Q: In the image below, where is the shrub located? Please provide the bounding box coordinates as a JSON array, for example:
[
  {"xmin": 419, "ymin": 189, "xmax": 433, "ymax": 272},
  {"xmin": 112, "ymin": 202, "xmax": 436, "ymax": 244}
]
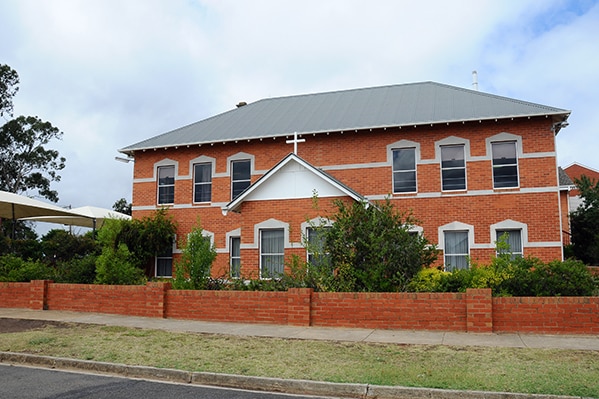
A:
[
  {"xmin": 324, "ymin": 198, "xmax": 438, "ymax": 292},
  {"xmin": 0, "ymin": 254, "xmax": 52, "ymax": 282},
  {"xmin": 172, "ymin": 221, "xmax": 217, "ymax": 290},
  {"xmin": 53, "ymin": 255, "xmax": 97, "ymax": 284},
  {"xmin": 95, "ymin": 243, "xmax": 145, "ymax": 285},
  {"xmin": 529, "ymin": 259, "xmax": 597, "ymax": 296},
  {"xmin": 407, "ymin": 268, "xmax": 449, "ymax": 292}
]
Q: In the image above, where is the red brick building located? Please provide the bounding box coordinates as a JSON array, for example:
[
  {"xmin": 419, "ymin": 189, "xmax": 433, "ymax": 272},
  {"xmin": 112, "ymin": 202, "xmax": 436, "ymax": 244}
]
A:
[
  {"xmin": 119, "ymin": 82, "xmax": 571, "ymax": 278},
  {"xmin": 564, "ymin": 162, "xmax": 599, "ymax": 212}
]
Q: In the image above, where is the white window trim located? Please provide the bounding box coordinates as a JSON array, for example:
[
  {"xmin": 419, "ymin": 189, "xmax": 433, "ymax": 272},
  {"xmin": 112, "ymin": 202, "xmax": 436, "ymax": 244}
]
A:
[
  {"xmin": 490, "ymin": 219, "xmax": 528, "ymax": 255},
  {"xmin": 155, "ymin": 159, "xmax": 178, "ymax": 205},
  {"xmin": 229, "ymin": 236, "xmax": 241, "ymax": 279},
  {"xmin": 190, "ymin": 155, "xmax": 215, "ymax": 204},
  {"xmin": 438, "ymin": 221, "xmax": 474, "ymax": 269},
  {"xmin": 387, "ymin": 140, "xmax": 420, "ymax": 194},
  {"xmin": 490, "ymin": 140, "xmax": 520, "ymax": 190},
  {"xmin": 435, "ymin": 137, "xmax": 470, "ymax": 192}
]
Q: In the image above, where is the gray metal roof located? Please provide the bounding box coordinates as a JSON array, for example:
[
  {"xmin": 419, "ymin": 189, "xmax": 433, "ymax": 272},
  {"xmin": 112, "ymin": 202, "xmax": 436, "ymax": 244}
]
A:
[{"xmin": 120, "ymin": 81, "xmax": 571, "ymax": 154}]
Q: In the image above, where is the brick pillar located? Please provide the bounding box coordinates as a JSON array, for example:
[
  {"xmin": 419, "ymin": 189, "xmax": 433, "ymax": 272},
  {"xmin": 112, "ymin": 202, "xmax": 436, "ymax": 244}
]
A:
[
  {"xmin": 145, "ymin": 281, "xmax": 171, "ymax": 318},
  {"xmin": 466, "ymin": 288, "xmax": 493, "ymax": 333},
  {"xmin": 30, "ymin": 280, "xmax": 51, "ymax": 310},
  {"xmin": 287, "ymin": 288, "xmax": 312, "ymax": 326}
]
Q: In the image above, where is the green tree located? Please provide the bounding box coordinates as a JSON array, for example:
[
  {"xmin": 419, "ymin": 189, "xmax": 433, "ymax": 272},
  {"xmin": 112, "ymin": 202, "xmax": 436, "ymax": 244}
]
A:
[
  {"xmin": 94, "ymin": 218, "xmax": 145, "ymax": 285},
  {"xmin": 113, "ymin": 198, "xmax": 132, "ymax": 216},
  {"xmin": 173, "ymin": 220, "xmax": 217, "ymax": 290},
  {"xmin": 324, "ymin": 198, "xmax": 438, "ymax": 292},
  {"xmin": 0, "ymin": 64, "xmax": 19, "ymax": 118},
  {"xmin": 115, "ymin": 208, "xmax": 177, "ymax": 269},
  {"xmin": 0, "ymin": 115, "xmax": 66, "ymax": 202},
  {"xmin": 570, "ymin": 175, "xmax": 599, "ymax": 265}
]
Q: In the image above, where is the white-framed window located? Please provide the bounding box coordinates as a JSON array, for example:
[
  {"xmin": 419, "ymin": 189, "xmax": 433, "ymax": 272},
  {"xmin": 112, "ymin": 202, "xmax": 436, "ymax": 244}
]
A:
[
  {"xmin": 444, "ymin": 230, "xmax": 469, "ymax": 271},
  {"xmin": 231, "ymin": 159, "xmax": 251, "ymax": 200},
  {"xmin": 260, "ymin": 229, "xmax": 284, "ymax": 278},
  {"xmin": 306, "ymin": 226, "xmax": 331, "ymax": 266},
  {"xmin": 156, "ymin": 246, "xmax": 173, "ymax": 278},
  {"xmin": 230, "ymin": 236, "xmax": 241, "ymax": 278},
  {"xmin": 193, "ymin": 162, "xmax": 212, "ymax": 203},
  {"xmin": 157, "ymin": 165, "xmax": 175, "ymax": 204},
  {"xmin": 441, "ymin": 145, "xmax": 466, "ymax": 191},
  {"xmin": 496, "ymin": 229, "xmax": 523, "ymax": 259},
  {"xmin": 392, "ymin": 147, "xmax": 417, "ymax": 193},
  {"xmin": 492, "ymin": 141, "xmax": 519, "ymax": 188}
]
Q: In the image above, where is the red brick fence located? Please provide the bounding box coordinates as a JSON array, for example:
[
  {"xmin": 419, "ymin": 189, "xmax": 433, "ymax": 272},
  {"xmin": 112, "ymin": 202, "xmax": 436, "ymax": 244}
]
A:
[{"xmin": 1, "ymin": 281, "xmax": 598, "ymax": 335}]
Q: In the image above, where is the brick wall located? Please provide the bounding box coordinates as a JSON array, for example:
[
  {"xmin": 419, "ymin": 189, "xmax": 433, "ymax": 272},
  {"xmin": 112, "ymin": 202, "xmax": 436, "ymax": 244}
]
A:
[
  {"xmin": 4, "ymin": 281, "xmax": 599, "ymax": 335},
  {"xmin": 0, "ymin": 282, "xmax": 30, "ymax": 308}
]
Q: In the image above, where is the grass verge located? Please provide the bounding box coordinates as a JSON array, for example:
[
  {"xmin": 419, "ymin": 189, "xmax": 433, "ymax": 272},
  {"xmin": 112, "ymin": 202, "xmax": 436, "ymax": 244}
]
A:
[{"xmin": 1, "ymin": 323, "xmax": 598, "ymax": 397}]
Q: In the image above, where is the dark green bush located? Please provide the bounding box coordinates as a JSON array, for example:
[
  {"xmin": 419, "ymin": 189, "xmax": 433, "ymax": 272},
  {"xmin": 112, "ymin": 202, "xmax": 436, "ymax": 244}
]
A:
[
  {"xmin": 0, "ymin": 254, "xmax": 52, "ymax": 282},
  {"xmin": 408, "ymin": 256, "xmax": 597, "ymax": 297},
  {"xmin": 529, "ymin": 259, "xmax": 597, "ymax": 296},
  {"xmin": 53, "ymin": 255, "xmax": 97, "ymax": 284}
]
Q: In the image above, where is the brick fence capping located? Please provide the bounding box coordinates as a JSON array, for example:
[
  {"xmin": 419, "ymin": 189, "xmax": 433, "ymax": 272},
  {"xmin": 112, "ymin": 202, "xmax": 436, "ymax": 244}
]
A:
[{"xmin": 1, "ymin": 281, "xmax": 598, "ymax": 335}]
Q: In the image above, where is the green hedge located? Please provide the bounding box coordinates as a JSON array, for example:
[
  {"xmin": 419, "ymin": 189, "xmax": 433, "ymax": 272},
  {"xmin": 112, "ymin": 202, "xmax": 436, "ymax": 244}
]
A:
[{"xmin": 408, "ymin": 257, "xmax": 598, "ymax": 296}]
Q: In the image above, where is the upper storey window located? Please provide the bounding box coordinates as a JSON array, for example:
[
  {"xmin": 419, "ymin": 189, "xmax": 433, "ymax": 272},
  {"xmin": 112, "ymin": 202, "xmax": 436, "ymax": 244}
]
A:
[
  {"xmin": 492, "ymin": 141, "xmax": 519, "ymax": 188},
  {"xmin": 231, "ymin": 159, "xmax": 251, "ymax": 200},
  {"xmin": 441, "ymin": 145, "xmax": 466, "ymax": 191},
  {"xmin": 193, "ymin": 162, "xmax": 212, "ymax": 203},
  {"xmin": 157, "ymin": 165, "xmax": 175, "ymax": 204},
  {"xmin": 392, "ymin": 148, "xmax": 417, "ymax": 193}
]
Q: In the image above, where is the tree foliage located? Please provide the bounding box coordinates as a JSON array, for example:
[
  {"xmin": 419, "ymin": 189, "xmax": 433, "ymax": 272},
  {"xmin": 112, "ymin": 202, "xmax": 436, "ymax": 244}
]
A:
[
  {"xmin": 322, "ymin": 199, "xmax": 438, "ymax": 292},
  {"xmin": 112, "ymin": 198, "xmax": 132, "ymax": 216},
  {"xmin": 570, "ymin": 175, "xmax": 599, "ymax": 265},
  {"xmin": 115, "ymin": 208, "xmax": 177, "ymax": 267},
  {"xmin": 0, "ymin": 64, "xmax": 66, "ymax": 202},
  {"xmin": 0, "ymin": 64, "xmax": 19, "ymax": 118}
]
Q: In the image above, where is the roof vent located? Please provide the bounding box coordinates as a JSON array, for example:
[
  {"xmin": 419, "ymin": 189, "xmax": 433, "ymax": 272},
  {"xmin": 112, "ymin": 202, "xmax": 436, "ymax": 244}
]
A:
[{"xmin": 236, "ymin": 101, "xmax": 247, "ymax": 108}]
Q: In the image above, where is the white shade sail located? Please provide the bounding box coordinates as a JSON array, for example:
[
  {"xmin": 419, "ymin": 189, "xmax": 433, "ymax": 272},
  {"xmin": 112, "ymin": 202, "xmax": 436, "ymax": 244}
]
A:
[
  {"xmin": 21, "ymin": 205, "xmax": 131, "ymax": 229},
  {"xmin": 0, "ymin": 190, "xmax": 80, "ymax": 220}
]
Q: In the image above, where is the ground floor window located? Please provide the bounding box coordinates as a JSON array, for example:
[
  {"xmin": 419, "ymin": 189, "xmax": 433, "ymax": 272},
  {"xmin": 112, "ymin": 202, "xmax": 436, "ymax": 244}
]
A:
[
  {"xmin": 156, "ymin": 247, "xmax": 173, "ymax": 278},
  {"xmin": 306, "ymin": 227, "xmax": 331, "ymax": 267},
  {"xmin": 496, "ymin": 229, "xmax": 523, "ymax": 259},
  {"xmin": 444, "ymin": 230, "xmax": 469, "ymax": 271},
  {"xmin": 260, "ymin": 229, "xmax": 284, "ymax": 278},
  {"xmin": 230, "ymin": 236, "xmax": 241, "ymax": 278}
]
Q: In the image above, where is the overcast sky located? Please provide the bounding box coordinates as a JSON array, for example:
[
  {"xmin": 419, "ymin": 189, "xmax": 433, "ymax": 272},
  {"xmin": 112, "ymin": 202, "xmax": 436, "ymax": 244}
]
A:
[{"xmin": 1, "ymin": 0, "xmax": 598, "ymax": 234}]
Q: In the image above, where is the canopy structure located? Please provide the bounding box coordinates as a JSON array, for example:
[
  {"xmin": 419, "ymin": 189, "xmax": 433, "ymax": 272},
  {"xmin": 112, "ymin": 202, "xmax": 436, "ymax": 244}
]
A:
[
  {"xmin": 0, "ymin": 190, "xmax": 84, "ymax": 239},
  {"xmin": 21, "ymin": 205, "xmax": 131, "ymax": 229},
  {"xmin": 0, "ymin": 190, "xmax": 81, "ymax": 220}
]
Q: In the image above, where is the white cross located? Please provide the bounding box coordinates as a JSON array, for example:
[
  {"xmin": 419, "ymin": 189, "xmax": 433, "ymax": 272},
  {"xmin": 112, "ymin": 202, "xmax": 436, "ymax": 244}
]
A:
[{"xmin": 286, "ymin": 131, "xmax": 306, "ymax": 155}]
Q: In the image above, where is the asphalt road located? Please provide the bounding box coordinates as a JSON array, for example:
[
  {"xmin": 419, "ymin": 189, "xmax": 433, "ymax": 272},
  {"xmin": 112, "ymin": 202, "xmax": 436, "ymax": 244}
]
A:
[{"xmin": 0, "ymin": 364, "xmax": 338, "ymax": 399}]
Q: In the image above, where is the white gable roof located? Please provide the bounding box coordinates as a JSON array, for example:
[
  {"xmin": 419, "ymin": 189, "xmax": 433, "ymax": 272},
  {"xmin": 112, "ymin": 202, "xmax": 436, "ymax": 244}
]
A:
[{"xmin": 222, "ymin": 153, "xmax": 365, "ymax": 215}]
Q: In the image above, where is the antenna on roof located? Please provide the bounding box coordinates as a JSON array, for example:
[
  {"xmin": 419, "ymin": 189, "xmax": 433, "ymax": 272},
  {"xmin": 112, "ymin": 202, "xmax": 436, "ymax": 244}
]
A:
[{"xmin": 472, "ymin": 70, "xmax": 479, "ymax": 91}]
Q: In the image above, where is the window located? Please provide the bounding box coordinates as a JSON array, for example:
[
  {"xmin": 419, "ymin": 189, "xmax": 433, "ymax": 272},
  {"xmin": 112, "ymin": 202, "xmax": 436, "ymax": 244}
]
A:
[
  {"xmin": 306, "ymin": 227, "xmax": 331, "ymax": 267},
  {"xmin": 230, "ymin": 237, "xmax": 241, "ymax": 278},
  {"xmin": 441, "ymin": 145, "xmax": 466, "ymax": 191},
  {"xmin": 156, "ymin": 245, "xmax": 173, "ymax": 278},
  {"xmin": 444, "ymin": 231, "xmax": 469, "ymax": 271},
  {"xmin": 157, "ymin": 165, "xmax": 175, "ymax": 204},
  {"xmin": 492, "ymin": 142, "xmax": 518, "ymax": 188},
  {"xmin": 193, "ymin": 163, "xmax": 212, "ymax": 203},
  {"xmin": 392, "ymin": 148, "xmax": 417, "ymax": 193},
  {"xmin": 260, "ymin": 229, "xmax": 284, "ymax": 278},
  {"xmin": 496, "ymin": 229, "xmax": 522, "ymax": 259},
  {"xmin": 231, "ymin": 159, "xmax": 251, "ymax": 200}
]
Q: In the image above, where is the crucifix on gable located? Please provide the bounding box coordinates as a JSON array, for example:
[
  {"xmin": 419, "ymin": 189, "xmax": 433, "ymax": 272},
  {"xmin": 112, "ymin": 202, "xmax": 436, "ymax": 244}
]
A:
[{"xmin": 286, "ymin": 131, "xmax": 306, "ymax": 155}]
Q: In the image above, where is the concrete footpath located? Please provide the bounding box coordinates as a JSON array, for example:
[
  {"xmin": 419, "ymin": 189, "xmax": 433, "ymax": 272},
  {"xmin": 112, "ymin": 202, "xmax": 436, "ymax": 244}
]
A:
[{"xmin": 1, "ymin": 308, "xmax": 598, "ymax": 399}]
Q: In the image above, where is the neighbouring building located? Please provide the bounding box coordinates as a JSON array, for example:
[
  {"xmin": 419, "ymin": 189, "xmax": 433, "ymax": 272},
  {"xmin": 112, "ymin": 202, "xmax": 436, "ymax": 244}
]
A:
[
  {"xmin": 119, "ymin": 81, "xmax": 571, "ymax": 279},
  {"xmin": 564, "ymin": 162, "xmax": 599, "ymax": 212}
]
